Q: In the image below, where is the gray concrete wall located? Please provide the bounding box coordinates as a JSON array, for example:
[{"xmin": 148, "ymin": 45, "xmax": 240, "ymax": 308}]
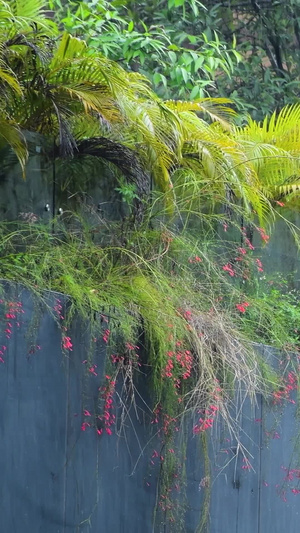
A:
[
  {"xmin": 0, "ymin": 284, "xmax": 300, "ymax": 532},
  {"xmin": 0, "ymin": 138, "xmax": 126, "ymax": 225},
  {"xmin": 255, "ymin": 211, "xmax": 300, "ymax": 286}
]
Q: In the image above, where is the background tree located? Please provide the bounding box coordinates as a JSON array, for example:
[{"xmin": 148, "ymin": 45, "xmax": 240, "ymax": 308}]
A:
[
  {"xmin": 49, "ymin": 0, "xmax": 241, "ymax": 100},
  {"xmin": 50, "ymin": 0, "xmax": 300, "ymax": 119}
]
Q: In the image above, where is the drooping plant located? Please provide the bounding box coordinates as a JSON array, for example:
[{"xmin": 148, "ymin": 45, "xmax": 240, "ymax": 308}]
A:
[{"xmin": 1, "ymin": 2, "xmax": 300, "ymax": 530}]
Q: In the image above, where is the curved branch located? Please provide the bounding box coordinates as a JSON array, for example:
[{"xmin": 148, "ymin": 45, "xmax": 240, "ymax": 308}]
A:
[{"xmin": 54, "ymin": 136, "xmax": 151, "ymax": 222}]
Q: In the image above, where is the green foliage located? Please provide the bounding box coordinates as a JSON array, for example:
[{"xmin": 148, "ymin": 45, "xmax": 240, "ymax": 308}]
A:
[
  {"xmin": 1, "ymin": 2, "xmax": 300, "ymax": 528},
  {"xmin": 240, "ymin": 274, "xmax": 300, "ymax": 350},
  {"xmin": 115, "ymin": 179, "xmax": 139, "ymax": 205},
  {"xmin": 0, "ymin": 0, "xmax": 57, "ymax": 32},
  {"xmin": 49, "ymin": 0, "xmax": 300, "ymax": 117},
  {"xmin": 3, "ymin": 1, "xmax": 300, "ymax": 223},
  {"xmin": 0, "ymin": 215, "xmax": 270, "ymax": 396},
  {"xmin": 213, "ymin": 0, "xmax": 300, "ymax": 119},
  {"xmin": 49, "ymin": 0, "xmax": 240, "ymax": 100}
]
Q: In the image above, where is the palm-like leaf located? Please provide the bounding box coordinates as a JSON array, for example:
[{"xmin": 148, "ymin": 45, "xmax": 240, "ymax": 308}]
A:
[
  {"xmin": 235, "ymin": 104, "xmax": 300, "ymax": 205},
  {"xmin": 169, "ymin": 109, "xmax": 271, "ymax": 223},
  {"xmin": 0, "ymin": 0, "xmax": 298, "ymax": 225},
  {"xmin": 0, "ymin": 115, "xmax": 27, "ymax": 173},
  {"xmin": 0, "ymin": 0, "xmax": 56, "ymax": 33},
  {"xmin": 164, "ymin": 98, "xmax": 236, "ymax": 130}
]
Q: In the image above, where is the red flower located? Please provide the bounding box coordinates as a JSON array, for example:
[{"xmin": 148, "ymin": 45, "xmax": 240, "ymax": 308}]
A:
[
  {"xmin": 89, "ymin": 365, "xmax": 98, "ymax": 376},
  {"xmin": 236, "ymin": 301, "xmax": 250, "ymax": 313},
  {"xmin": 245, "ymin": 237, "xmax": 255, "ymax": 250},
  {"xmin": 188, "ymin": 255, "xmax": 202, "ymax": 264},
  {"xmin": 222, "ymin": 263, "xmax": 235, "ymax": 276},
  {"xmin": 238, "ymin": 247, "xmax": 247, "ymax": 255},
  {"xmin": 62, "ymin": 336, "xmax": 73, "ymax": 351},
  {"xmin": 258, "ymin": 227, "xmax": 269, "ymax": 243},
  {"xmin": 256, "ymin": 258, "xmax": 264, "ymax": 272}
]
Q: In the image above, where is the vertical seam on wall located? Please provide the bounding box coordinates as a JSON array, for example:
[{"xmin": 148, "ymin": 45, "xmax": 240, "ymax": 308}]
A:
[
  {"xmin": 235, "ymin": 464, "xmax": 240, "ymax": 532},
  {"xmin": 235, "ymin": 411, "xmax": 240, "ymax": 533},
  {"xmin": 257, "ymin": 376, "xmax": 263, "ymax": 533},
  {"xmin": 62, "ymin": 336, "xmax": 70, "ymax": 532}
]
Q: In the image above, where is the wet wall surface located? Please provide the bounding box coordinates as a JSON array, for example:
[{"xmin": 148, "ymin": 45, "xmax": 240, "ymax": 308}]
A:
[{"xmin": 0, "ymin": 285, "xmax": 300, "ymax": 532}]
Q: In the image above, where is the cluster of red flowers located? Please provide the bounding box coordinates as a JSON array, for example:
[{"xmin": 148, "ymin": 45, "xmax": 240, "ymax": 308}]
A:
[
  {"xmin": 258, "ymin": 227, "xmax": 270, "ymax": 243},
  {"xmin": 162, "ymin": 342, "xmax": 193, "ymax": 384},
  {"xmin": 54, "ymin": 299, "xmax": 65, "ymax": 320},
  {"xmin": 188, "ymin": 255, "xmax": 202, "ymax": 264},
  {"xmin": 222, "ymin": 263, "xmax": 235, "ymax": 277},
  {"xmin": 236, "ymin": 301, "xmax": 250, "ymax": 313},
  {"xmin": 284, "ymin": 467, "xmax": 300, "ymax": 482},
  {"xmin": 176, "ymin": 349, "xmax": 193, "ymax": 380},
  {"xmin": 54, "ymin": 299, "xmax": 74, "ymax": 352},
  {"xmin": 81, "ymin": 358, "xmax": 98, "ymax": 375},
  {"xmin": 83, "ymin": 341, "xmax": 141, "ymax": 439},
  {"xmin": 273, "ymin": 371, "xmax": 298, "ymax": 405},
  {"xmin": 223, "ymin": 222, "xmax": 228, "ymax": 232},
  {"xmin": 240, "ymin": 227, "xmax": 255, "ymax": 250},
  {"xmin": 151, "ymin": 405, "xmax": 161, "ymax": 425},
  {"xmin": 81, "ymin": 409, "xmax": 92, "ymax": 432},
  {"xmin": 62, "ymin": 336, "xmax": 73, "ymax": 350},
  {"xmin": 0, "ymin": 300, "xmax": 23, "ymax": 362},
  {"xmin": 182, "ymin": 309, "xmax": 192, "ymax": 321},
  {"xmin": 265, "ymin": 430, "xmax": 280, "ymax": 439},
  {"xmin": 163, "ymin": 351, "xmax": 174, "ymax": 378},
  {"xmin": 0, "ymin": 344, "xmax": 7, "ymax": 364},
  {"xmin": 278, "ymin": 466, "xmax": 300, "ymax": 497},
  {"xmin": 245, "ymin": 237, "xmax": 255, "ymax": 250},
  {"xmin": 156, "ymin": 460, "xmax": 182, "ymax": 519},
  {"xmin": 81, "ymin": 376, "xmax": 116, "ymax": 435},
  {"xmin": 193, "ymin": 404, "xmax": 219, "ymax": 434},
  {"xmin": 3, "ymin": 300, "xmax": 23, "ymax": 339},
  {"xmin": 158, "ymin": 493, "xmax": 177, "ymax": 516},
  {"xmin": 110, "ymin": 343, "xmax": 141, "ymax": 368},
  {"xmin": 97, "ymin": 376, "xmax": 116, "ymax": 436},
  {"xmin": 102, "ymin": 328, "xmax": 110, "ymax": 344},
  {"xmin": 256, "ymin": 258, "xmax": 263, "ymax": 272},
  {"xmin": 158, "ymin": 496, "xmax": 170, "ymax": 512},
  {"xmin": 162, "ymin": 413, "xmax": 178, "ymax": 435},
  {"xmin": 88, "ymin": 364, "xmax": 98, "ymax": 376},
  {"xmin": 151, "ymin": 405, "xmax": 178, "ymax": 436},
  {"xmin": 221, "ymin": 226, "xmax": 269, "ymax": 286},
  {"xmin": 111, "ymin": 353, "xmax": 123, "ymax": 364},
  {"xmin": 238, "ymin": 247, "xmax": 247, "ymax": 255}
]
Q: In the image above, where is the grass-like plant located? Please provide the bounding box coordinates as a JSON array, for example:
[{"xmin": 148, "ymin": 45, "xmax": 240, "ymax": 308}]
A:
[{"xmin": 0, "ymin": 211, "xmax": 287, "ymax": 429}]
